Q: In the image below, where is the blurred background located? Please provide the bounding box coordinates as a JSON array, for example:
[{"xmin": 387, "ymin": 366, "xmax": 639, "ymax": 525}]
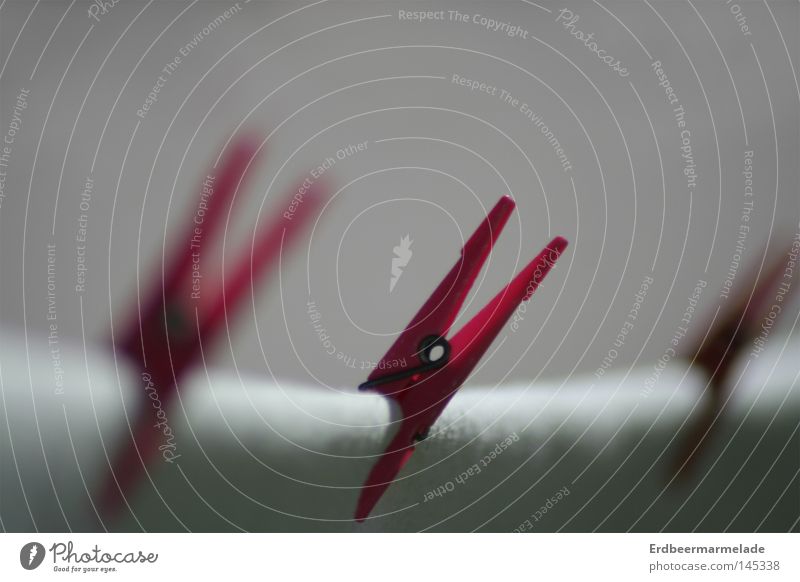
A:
[{"xmin": 0, "ymin": 0, "xmax": 797, "ymax": 532}]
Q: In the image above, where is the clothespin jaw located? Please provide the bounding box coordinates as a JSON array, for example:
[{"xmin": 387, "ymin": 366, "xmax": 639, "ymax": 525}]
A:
[
  {"xmin": 101, "ymin": 133, "xmax": 327, "ymax": 519},
  {"xmin": 671, "ymin": 240, "xmax": 798, "ymax": 481},
  {"xmin": 355, "ymin": 196, "xmax": 568, "ymax": 521},
  {"xmin": 358, "ymin": 196, "xmax": 516, "ymax": 397},
  {"xmin": 119, "ymin": 134, "xmax": 264, "ymax": 385}
]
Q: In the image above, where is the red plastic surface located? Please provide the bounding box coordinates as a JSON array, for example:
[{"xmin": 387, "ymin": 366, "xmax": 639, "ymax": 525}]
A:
[{"xmin": 356, "ymin": 197, "xmax": 568, "ymax": 521}]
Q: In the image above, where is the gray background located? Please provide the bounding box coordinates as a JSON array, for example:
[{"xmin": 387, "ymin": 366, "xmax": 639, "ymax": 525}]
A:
[
  {"xmin": 0, "ymin": 0, "xmax": 798, "ymax": 532},
  {"xmin": 1, "ymin": 1, "xmax": 798, "ymax": 388}
]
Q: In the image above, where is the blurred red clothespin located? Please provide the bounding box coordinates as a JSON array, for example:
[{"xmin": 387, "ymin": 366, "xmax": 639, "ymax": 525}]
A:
[
  {"xmin": 100, "ymin": 133, "xmax": 328, "ymax": 519},
  {"xmin": 672, "ymin": 239, "xmax": 798, "ymax": 482}
]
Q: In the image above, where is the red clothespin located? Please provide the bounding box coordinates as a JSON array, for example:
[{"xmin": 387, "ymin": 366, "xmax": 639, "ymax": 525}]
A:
[
  {"xmin": 101, "ymin": 133, "xmax": 327, "ymax": 518},
  {"xmin": 671, "ymin": 240, "xmax": 797, "ymax": 481},
  {"xmin": 354, "ymin": 196, "xmax": 568, "ymax": 521}
]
